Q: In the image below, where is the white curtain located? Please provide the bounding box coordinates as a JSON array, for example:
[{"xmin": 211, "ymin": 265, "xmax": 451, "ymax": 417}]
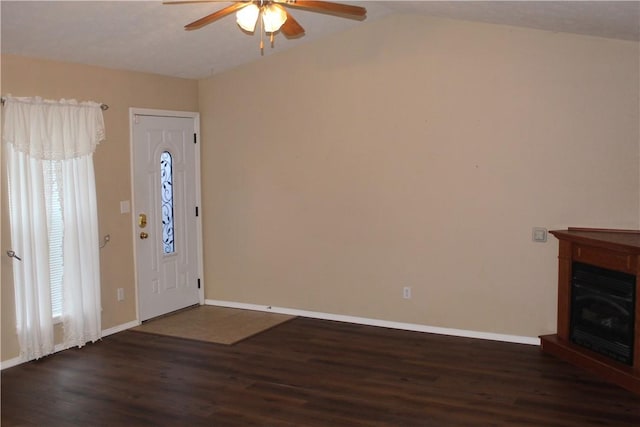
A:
[{"xmin": 3, "ymin": 96, "xmax": 105, "ymax": 360}]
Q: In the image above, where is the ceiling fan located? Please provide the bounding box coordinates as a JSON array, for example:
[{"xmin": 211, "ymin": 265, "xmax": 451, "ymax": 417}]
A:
[{"xmin": 164, "ymin": 0, "xmax": 367, "ymax": 51}]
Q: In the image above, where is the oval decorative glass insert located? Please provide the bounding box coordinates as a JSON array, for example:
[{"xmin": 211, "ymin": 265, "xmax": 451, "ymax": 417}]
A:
[{"xmin": 160, "ymin": 151, "xmax": 175, "ymax": 254}]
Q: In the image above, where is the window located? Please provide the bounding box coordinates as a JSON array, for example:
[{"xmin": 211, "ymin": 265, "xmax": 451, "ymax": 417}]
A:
[
  {"xmin": 160, "ymin": 151, "xmax": 175, "ymax": 254},
  {"xmin": 44, "ymin": 160, "xmax": 63, "ymax": 319}
]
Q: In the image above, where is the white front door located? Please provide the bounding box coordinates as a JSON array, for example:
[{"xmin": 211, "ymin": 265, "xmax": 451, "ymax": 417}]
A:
[{"xmin": 131, "ymin": 110, "xmax": 202, "ymax": 321}]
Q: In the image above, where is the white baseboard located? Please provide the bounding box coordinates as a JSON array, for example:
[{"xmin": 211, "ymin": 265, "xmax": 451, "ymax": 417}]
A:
[
  {"xmin": 205, "ymin": 299, "xmax": 540, "ymax": 346},
  {"xmin": 102, "ymin": 320, "xmax": 140, "ymax": 337},
  {"xmin": 0, "ymin": 355, "xmax": 24, "ymax": 370},
  {"xmin": 1, "ymin": 319, "xmax": 141, "ymax": 370}
]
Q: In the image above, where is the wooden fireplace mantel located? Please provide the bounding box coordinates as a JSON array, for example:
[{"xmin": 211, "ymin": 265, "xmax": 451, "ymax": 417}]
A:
[{"xmin": 541, "ymin": 227, "xmax": 640, "ymax": 394}]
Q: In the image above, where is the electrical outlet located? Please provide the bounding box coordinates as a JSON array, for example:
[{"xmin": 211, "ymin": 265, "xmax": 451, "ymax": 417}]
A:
[
  {"xmin": 403, "ymin": 286, "xmax": 412, "ymax": 299},
  {"xmin": 117, "ymin": 288, "xmax": 124, "ymax": 301}
]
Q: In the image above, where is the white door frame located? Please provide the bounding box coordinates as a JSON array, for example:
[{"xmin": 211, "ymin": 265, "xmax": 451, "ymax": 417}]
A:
[{"xmin": 129, "ymin": 108, "xmax": 204, "ymax": 322}]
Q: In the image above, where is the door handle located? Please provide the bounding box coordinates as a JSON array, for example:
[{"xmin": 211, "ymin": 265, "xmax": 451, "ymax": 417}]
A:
[
  {"xmin": 140, "ymin": 232, "xmax": 149, "ymax": 239},
  {"xmin": 138, "ymin": 213, "xmax": 147, "ymax": 228}
]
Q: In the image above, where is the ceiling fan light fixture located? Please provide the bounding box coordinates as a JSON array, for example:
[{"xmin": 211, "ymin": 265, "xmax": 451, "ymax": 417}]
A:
[
  {"xmin": 179, "ymin": 0, "xmax": 366, "ymax": 51},
  {"xmin": 262, "ymin": 4, "xmax": 287, "ymax": 33},
  {"xmin": 236, "ymin": 4, "xmax": 260, "ymax": 32}
]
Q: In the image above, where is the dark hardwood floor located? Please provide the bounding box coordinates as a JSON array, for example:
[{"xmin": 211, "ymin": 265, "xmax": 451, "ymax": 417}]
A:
[{"xmin": 2, "ymin": 317, "xmax": 640, "ymax": 426}]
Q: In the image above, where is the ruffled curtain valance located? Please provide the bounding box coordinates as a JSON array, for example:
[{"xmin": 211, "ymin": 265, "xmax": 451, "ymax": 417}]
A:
[{"xmin": 2, "ymin": 96, "xmax": 105, "ymax": 160}]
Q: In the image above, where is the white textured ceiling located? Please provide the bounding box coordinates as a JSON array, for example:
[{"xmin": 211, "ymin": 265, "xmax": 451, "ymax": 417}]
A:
[{"xmin": 2, "ymin": 1, "xmax": 639, "ymax": 79}]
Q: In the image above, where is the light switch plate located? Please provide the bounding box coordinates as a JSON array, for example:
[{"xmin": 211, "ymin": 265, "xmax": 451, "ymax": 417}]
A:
[
  {"xmin": 532, "ymin": 227, "xmax": 548, "ymax": 242},
  {"xmin": 120, "ymin": 200, "xmax": 130, "ymax": 214}
]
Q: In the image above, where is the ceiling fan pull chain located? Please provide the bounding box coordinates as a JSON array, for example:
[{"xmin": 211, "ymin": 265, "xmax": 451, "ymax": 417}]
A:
[{"xmin": 260, "ymin": 11, "xmax": 264, "ymax": 55}]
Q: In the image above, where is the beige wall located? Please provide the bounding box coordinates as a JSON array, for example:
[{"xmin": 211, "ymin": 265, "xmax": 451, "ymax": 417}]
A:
[
  {"xmin": 1, "ymin": 55, "xmax": 199, "ymax": 361},
  {"xmin": 199, "ymin": 15, "xmax": 640, "ymax": 338}
]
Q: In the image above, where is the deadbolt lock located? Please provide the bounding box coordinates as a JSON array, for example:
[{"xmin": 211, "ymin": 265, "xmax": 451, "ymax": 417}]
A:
[
  {"xmin": 140, "ymin": 232, "xmax": 149, "ymax": 239},
  {"xmin": 138, "ymin": 213, "xmax": 147, "ymax": 228}
]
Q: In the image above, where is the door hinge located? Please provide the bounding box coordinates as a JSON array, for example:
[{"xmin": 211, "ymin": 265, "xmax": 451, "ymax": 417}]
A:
[
  {"xmin": 195, "ymin": 206, "xmax": 199, "ymax": 217},
  {"xmin": 197, "ymin": 278, "xmax": 201, "ymax": 289},
  {"xmin": 193, "ymin": 133, "xmax": 197, "ymax": 144}
]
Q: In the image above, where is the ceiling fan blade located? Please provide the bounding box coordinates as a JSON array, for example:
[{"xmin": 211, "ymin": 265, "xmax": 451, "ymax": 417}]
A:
[
  {"xmin": 164, "ymin": 0, "xmax": 234, "ymax": 4},
  {"xmin": 283, "ymin": 1, "xmax": 366, "ymax": 18},
  {"xmin": 185, "ymin": 2, "xmax": 249, "ymax": 30},
  {"xmin": 280, "ymin": 11, "xmax": 305, "ymax": 38}
]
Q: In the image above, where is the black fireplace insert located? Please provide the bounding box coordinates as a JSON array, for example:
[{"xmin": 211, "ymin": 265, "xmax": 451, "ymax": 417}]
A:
[{"xmin": 570, "ymin": 262, "xmax": 636, "ymax": 365}]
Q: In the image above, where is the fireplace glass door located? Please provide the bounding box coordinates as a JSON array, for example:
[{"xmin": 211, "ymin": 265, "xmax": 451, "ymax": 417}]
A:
[{"xmin": 570, "ymin": 262, "xmax": 636, "ymax": 365}]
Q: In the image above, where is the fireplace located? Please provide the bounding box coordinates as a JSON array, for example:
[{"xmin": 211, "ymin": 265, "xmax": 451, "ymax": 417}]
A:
[
  {"xmin": 570, "ymin": 262, "xmax": 635, "ymax": 365},
  {"xmin": 541, "ymin": 228, "xmax": 640, "ymax": 394}
]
